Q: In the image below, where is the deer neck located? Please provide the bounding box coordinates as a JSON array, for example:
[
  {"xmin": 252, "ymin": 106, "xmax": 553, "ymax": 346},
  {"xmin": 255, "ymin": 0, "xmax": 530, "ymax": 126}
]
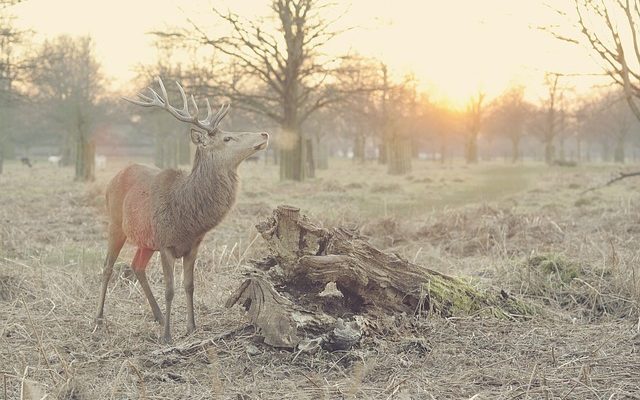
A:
[{"xmin": 180, "ymin": 148, "xmax": 238, "ymax": 232}]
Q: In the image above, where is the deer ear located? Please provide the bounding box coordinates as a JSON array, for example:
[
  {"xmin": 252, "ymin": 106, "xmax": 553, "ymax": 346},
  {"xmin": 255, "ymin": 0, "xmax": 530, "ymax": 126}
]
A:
[{"xmin": 190, "ymin": 128, "xmax": 206, "ymax": 145}]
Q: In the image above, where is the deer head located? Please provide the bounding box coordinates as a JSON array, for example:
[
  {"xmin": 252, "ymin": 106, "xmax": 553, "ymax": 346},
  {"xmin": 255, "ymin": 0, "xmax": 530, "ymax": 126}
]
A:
[{"xmin": 124, "ymin": 77, "xmax": 268, "ymax": 169}]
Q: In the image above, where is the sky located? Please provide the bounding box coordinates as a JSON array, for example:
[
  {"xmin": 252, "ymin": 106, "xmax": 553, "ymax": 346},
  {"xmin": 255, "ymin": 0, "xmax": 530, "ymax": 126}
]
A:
[{"xmin": 10, "ymin": 0, "xmax": 605, "ymax": 108}]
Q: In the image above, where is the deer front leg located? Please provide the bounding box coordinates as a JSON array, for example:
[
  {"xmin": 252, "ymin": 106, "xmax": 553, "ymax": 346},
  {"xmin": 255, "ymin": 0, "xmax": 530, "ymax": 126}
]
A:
[
  {"xmin": 183, "ymin": 244, "xmax": 200, "ymax": 335},
  {"xmin": 160, "ymin": 248, "xmax": 176, "ymax": 344}
]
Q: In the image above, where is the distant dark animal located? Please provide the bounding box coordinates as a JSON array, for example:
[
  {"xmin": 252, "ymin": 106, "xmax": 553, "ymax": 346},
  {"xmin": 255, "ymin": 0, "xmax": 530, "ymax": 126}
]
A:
[
  {"xmin": 95, "ymin": 77, "xmax": 269, "ymax": 343},
  {"xmin": 20, "ymin": 157, "xmax": 32, "ymax": 168}
]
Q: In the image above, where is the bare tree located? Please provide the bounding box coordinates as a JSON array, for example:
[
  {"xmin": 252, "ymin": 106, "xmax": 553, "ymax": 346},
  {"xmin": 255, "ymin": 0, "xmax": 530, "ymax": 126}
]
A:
[
  {"xmin": 159, "ymin": 0, "xmax": 349, "ymax": 181},
  {"xmin": 329, "ymin": 56, "xmax": 381, "ymax": 164},
  {"xmin": 558, "ymin": 1, "xmax": 640, "ymax": 122},
  {"xmin": 487, "ymin": 86, "xmax": 532, "ymax": 163},
  {"xmin": 530, "ymin": 74, "xmax": 567, "ymax": 164},
  {"xmin": 464, "ymin": 91, "xmax": 486, "ymax": 164},
  {"xmin": 588, "ymin": 90, "xmax": 637, "ymax": 162},
  {"xmin": 31, "ymin": 35, "xmax": 103, "ymax": 181},
  {"xmin": 375, "ymin": 66, "xmax": 416, "ymax": 174},
  {"xmin": 0, "ymin": 0, "xmax": 29, "ymax": 173}
]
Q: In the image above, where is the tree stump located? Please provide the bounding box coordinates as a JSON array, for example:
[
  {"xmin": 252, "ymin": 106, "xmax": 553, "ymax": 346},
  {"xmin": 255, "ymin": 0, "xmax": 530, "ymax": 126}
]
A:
[{"xmin": 226, "ymin": 206, "xmax": 535, "ymax": 350}]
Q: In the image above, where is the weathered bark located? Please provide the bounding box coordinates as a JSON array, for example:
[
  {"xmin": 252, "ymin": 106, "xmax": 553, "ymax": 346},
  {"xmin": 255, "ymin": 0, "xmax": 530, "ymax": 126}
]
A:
[{"xmin": 227, "ymin": 205, "xmax": 534, "ymax": 351}]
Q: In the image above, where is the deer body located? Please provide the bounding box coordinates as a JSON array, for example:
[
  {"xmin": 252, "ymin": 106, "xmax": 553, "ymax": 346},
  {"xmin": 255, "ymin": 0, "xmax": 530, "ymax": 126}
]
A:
[
  {"xmin": 111, "ymin": 159, "xmax": 237, "ymax": 256},
  {"xmin": 95, "ymin": 78, "xmax": 268, "ymax": 343}
]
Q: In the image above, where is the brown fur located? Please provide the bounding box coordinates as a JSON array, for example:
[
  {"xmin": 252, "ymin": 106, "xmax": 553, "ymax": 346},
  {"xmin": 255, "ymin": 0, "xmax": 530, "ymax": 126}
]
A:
[{"xmin": 96, "ymin": 128, "xmax": 268, "ymax": 343}]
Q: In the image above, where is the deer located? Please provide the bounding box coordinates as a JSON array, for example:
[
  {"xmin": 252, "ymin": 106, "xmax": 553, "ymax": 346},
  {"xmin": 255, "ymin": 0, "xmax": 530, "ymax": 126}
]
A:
[{"xmin": 95, "ymin": 77, "xmax": 269, "ymax": 343}]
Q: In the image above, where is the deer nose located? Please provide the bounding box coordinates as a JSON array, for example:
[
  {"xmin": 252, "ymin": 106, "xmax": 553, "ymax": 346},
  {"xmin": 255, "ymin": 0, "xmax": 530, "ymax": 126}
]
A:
[{"xmin": 261, "ymin": 132, "xmax": 269, "ymax": 140}]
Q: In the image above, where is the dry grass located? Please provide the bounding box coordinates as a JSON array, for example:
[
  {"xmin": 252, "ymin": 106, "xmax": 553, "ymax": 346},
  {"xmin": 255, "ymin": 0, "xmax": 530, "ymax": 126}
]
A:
[{"xmin": 1, "ymin": 159, "xmax": 640, "ymax": 399}]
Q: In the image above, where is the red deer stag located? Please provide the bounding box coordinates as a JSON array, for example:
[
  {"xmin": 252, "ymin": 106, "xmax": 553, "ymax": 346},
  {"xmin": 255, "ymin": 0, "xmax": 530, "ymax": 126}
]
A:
[{"xmin": 95, "ymin": 77, "xmax": 269, "ymax": 343}]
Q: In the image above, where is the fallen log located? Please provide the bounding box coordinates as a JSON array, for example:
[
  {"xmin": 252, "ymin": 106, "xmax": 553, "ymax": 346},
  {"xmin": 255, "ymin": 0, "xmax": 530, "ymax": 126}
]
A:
[{"xmin": 226, "ymin": 205, "xmax": 535, "ymax": 350}]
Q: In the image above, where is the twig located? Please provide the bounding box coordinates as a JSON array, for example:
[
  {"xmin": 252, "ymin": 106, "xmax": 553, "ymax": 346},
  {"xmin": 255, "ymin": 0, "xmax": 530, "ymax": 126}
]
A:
[
  {"xmin": 581, "ymin": 171, "xmax": 640, "ymax": 195},
  {"xmin": 151, "ymin": 326, "xmax": 249, "ymax": 357}
]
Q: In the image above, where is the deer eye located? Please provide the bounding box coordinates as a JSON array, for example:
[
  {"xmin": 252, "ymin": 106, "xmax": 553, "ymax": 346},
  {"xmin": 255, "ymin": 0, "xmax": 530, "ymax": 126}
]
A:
[{"xmin": 224, "ymin": 136, "xmax": 232, "ymax": 142}]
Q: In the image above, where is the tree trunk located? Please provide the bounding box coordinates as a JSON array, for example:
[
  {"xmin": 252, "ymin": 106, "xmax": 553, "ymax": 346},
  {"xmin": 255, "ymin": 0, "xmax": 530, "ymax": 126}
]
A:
[
  {"xmin": 75, "ymin": 136, "xmax": 95, "ymax": 182},
  {"xmin": 387, "ymin": 134, "xmax": 412, "ymax": 175},
  {"xmin": 354, "ymin": 132, "xmax": 365, "ymax": 163},
  {"xmin": 465, "ymin": 132, "xmax": 478, "ymax": 164},
  {"xmin": 305, "ymin": 137, "xmax": 315, "ymax": 179},
  {"xmin": 558, "ymin": 136, "xmax": 566, "ymax": 162},
  {"xmin": 279, "ymin": 120, "xmax": 306, "ymax": 181},
  {"xmin": 279, "ymin": 135, "xmax": 305, "ymax": 181},
  {"xmin": 544, "ymin": 140, "xmax": 555, "ymax": 164},
  {"xmin": 226, "ymin": 206, "xmax": 535, "ymax": 351}
]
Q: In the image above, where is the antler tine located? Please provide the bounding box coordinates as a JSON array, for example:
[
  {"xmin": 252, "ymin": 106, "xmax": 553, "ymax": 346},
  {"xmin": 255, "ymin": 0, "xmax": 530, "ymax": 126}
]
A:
[
  {"xmin": 124, "ymin": 77, "xmax": 224, "ymax": 133},
  {"xmin": 214, "ymin": 103, "xmax": 231, "ymax": 127},
  {"xmin": 156, "ymin": 77, "xmax": 169, "ymax": 105},
  {"xmin": 122, "ymin": 88, "xmax": 163, "ymax": 107},
  {"xmin": 175, "ymin": 81, "xmax": 190, "ymax": 117},
  {"xmin": 202, "ymin": 98, "xmax": 214, "ymax": 125},
  {"xmin": 190, "ymin": 95, "xmax": 200, "ymax": 118}
]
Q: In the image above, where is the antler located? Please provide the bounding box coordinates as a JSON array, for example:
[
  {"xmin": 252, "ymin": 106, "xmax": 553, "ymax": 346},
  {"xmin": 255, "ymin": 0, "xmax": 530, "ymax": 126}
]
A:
[{"xmin": 124, "ymin": 77, "xmax": 230, "ymax": 133}]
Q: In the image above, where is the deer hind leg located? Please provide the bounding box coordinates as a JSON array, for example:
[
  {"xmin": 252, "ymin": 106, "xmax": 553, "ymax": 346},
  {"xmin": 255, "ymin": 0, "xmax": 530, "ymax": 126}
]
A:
[
  {"xmin": 95, "ymin": 230, "xmax": 126, "ymax": 322},
  {"xmin": 160, "ymin": 248, "xmax": 176, "ymax": 344},
  {"xmin": 131, "ymin": 248, "xmax": 164, "ymax": 325}
]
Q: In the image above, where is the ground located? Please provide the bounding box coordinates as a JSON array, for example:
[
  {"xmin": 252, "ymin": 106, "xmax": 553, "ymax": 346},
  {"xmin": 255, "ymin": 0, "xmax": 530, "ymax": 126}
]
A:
[{"xmin": 0, "ymin": 158, "xmax": 639, "ymax": 399}]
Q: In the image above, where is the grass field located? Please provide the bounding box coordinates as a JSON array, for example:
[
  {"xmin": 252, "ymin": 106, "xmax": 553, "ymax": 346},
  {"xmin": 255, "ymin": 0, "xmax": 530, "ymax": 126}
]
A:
[{"xmin": 1, "ymin": 158, "xmax": 639, "ymax": 399}]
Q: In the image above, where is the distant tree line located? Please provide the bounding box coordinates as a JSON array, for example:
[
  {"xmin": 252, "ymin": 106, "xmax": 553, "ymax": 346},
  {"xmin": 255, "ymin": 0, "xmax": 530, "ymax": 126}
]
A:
[{"xmin": 3, "ymin": 0, "xmax": 640, "ymax": 183}]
